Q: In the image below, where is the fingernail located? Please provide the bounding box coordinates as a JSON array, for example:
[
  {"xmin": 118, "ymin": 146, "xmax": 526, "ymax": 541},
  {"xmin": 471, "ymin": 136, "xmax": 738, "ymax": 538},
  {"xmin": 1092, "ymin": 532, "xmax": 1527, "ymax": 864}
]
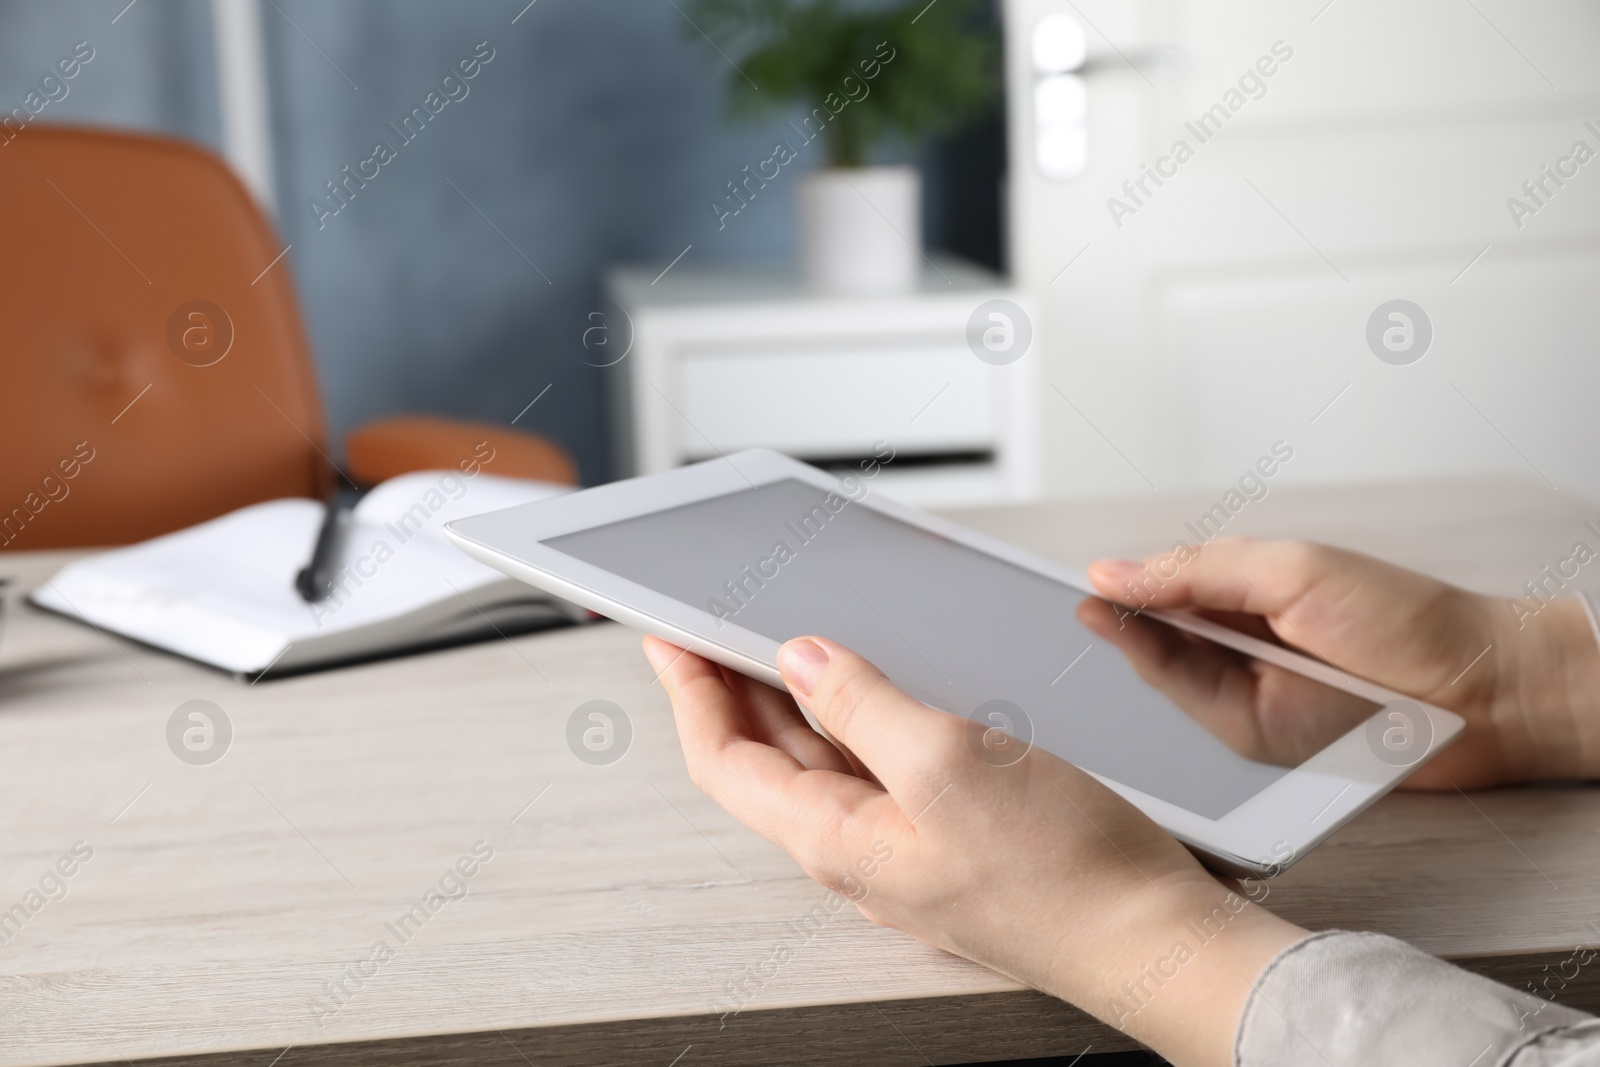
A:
[
  {"xmin": 641, "ymin": 637, "xmax": 676, "ymax": 673},
  {"xmin": 1093, "ymin": 559, "xmax": 1144, "ymax": 584},
  {"xmin": 778, "ymin": 638, "xmax": 829, "ymax": 698}
]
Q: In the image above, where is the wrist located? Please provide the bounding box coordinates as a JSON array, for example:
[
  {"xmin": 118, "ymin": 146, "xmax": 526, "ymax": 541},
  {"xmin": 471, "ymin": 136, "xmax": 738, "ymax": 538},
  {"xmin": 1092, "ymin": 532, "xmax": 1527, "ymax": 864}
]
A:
[
  {"xmin": 1051, "ymin": 875, "xmax": 1306, "ymax": 1067},
  {"xmin": 1498, "ymin": 596, "xmax": 1600, "ymax": 780}
]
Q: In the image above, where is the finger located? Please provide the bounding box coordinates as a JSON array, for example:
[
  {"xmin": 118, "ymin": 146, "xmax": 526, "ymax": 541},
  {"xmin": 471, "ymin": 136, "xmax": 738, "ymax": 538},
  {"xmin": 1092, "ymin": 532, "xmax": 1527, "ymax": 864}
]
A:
[
  {"xmin": 1078, "ymin": 597, "xmax": 1254, "ymax": 710},
  {"xmin": 1088, "ymin": 540, "xmax": 1485, "ymax": 700},
  {"xmin": 1250, "ymin": 664, "xmax": 1382, "ymax": 764},
  {"xmin": 1088, "ymin": 538, "xmax": 1350, "ymax": 617},
  {"xmin": 1077, "ymin": 599, "xmax": 1273, "ymax": 760},
  {"xmin": 1078, "ymin": 600, "xmax": 1375, "ymax": 767},
  {"xmin": 643, "ymin": 637, "xmax": 898, "ymax": 874},
  {"xmin": 715, "ymin": 663, "xmax": 857, "ymax": 775},
  {"xmin": 776, "ymin": 636, "xmax": 964, "ymax": 807},
  {"xmin": 1191, "ymin": 608, "xmax": 1282, "ymax": 646}
]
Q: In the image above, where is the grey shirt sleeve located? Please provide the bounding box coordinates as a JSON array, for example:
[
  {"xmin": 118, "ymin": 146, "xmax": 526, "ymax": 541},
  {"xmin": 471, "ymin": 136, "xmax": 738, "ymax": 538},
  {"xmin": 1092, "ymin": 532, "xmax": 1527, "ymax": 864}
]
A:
[{"xmin": 1235, "ymin": 931, "xmax": 1599, "ymax": 1066}]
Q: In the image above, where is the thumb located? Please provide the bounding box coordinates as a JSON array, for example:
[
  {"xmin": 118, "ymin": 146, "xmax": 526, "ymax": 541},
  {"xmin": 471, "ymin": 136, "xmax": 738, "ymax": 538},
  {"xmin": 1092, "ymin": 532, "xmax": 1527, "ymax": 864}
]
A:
[{"xmin": 778, "ymin": 636, "xmax": 962, "ymax": 805}]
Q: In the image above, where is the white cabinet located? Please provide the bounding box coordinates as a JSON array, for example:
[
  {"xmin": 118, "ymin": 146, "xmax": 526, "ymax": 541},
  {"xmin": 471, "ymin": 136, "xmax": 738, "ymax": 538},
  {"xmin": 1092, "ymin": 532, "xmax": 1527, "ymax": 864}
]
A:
[{"xmin": 604, "ymin": 258, "xmax": 1040, "ymax": 507}]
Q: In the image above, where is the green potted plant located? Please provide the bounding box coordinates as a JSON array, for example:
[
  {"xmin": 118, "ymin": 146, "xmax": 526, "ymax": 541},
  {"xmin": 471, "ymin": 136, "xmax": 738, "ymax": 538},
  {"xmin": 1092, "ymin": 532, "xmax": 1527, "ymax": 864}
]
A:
[{"xmin": 688, "ymin": 0, "xmax": 999, "ymax": 292}]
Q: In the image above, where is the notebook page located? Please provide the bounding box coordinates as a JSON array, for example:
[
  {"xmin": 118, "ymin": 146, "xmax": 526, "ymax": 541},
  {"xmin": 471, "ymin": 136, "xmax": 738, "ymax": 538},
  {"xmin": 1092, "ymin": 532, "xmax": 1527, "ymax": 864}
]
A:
[{"xmin": 32, "ymin": 472, "xmax": 570, "ymax": 673}]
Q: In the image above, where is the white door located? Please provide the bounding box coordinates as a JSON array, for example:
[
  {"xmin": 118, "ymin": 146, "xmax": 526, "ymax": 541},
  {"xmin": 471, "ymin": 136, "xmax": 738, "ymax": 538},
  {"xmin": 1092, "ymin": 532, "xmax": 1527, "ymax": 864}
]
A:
[{"xmin": 1004, "ymin": 0, "xmax": 1600, "ymax": 501}]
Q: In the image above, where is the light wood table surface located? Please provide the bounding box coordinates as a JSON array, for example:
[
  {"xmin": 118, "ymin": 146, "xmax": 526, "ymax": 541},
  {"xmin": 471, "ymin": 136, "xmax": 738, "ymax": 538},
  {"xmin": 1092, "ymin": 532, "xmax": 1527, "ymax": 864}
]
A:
[{"xmin": 2, "ymin": 478, "xmax": 1599, "ymax": 1067}]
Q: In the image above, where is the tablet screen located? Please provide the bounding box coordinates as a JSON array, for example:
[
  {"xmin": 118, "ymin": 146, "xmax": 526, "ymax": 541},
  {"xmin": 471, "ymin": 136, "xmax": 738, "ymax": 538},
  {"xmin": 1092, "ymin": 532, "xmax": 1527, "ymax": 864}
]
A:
[{"xmin": 545, "ymin": 479, "xmax": 1381, "ymax": 820}]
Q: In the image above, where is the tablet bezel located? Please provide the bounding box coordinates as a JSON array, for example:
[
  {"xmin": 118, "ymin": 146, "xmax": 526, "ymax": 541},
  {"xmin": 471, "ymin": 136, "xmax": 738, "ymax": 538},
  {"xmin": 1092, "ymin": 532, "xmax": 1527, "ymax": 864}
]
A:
[{"xmin": 445, "ymin": 449, "xmax": 1464, "ymax": 877}]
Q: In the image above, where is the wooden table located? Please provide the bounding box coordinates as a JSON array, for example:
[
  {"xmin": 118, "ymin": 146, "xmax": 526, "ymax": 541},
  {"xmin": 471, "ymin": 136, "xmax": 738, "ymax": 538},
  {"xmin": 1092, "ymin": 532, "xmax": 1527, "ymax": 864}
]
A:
[{"xmin": 3, "ymin": 479, "xmax": 1598, "ymax": 1067}]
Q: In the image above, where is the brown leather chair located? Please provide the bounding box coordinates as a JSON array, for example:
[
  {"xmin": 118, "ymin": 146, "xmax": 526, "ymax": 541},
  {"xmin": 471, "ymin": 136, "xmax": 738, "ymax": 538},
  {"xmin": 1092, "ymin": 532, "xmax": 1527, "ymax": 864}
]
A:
[{"xmin": 0, "ymin": 126, "xmax": 575, "ymax": 551}]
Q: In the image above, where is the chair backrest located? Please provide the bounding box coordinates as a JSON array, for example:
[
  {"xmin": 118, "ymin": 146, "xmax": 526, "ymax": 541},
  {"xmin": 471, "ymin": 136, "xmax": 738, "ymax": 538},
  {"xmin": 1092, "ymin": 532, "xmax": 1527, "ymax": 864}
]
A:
[{"xmin": 0, "ymin": 126, "xmax": 329, "ymax": 551}]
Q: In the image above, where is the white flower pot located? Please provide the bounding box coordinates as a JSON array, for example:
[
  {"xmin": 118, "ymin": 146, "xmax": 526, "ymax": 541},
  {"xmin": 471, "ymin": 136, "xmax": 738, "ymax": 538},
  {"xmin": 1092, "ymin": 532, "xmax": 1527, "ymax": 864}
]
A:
[{"xmin": 796, "ymin": 165, "xmax": 921, "ymax": 294}]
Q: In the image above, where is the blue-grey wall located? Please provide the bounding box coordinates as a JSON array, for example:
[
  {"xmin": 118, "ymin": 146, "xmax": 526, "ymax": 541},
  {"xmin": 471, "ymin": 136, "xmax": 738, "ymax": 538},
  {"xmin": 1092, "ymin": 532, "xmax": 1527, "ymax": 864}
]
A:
[
  {"xmin": 266, "ymin": 0, "xmax": 824, "ymax": 485},
  {"xmin": 1, "ymin": 0, "xmax": 999, "ymax": 484}
]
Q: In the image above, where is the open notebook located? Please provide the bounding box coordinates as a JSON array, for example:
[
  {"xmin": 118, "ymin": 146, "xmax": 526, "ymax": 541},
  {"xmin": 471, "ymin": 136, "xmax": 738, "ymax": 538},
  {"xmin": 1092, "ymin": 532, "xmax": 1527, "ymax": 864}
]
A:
[{"xmin": 30, "ymin": 471, "xmax": 585, "ymax": 678}]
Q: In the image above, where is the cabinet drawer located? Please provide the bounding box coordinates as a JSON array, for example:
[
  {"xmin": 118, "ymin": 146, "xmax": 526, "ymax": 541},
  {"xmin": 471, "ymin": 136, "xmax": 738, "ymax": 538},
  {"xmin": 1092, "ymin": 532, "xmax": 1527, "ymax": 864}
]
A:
[{"xmin": 677, "ymin": 344, "xmax": 995, "ymax": 458}]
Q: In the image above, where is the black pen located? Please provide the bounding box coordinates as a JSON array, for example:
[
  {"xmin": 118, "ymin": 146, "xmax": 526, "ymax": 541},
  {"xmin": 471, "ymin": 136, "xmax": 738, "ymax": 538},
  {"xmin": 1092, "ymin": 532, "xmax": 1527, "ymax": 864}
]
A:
[{"xmin": 295, "ymin": 494, "xmax": 345, "ymax": 603}]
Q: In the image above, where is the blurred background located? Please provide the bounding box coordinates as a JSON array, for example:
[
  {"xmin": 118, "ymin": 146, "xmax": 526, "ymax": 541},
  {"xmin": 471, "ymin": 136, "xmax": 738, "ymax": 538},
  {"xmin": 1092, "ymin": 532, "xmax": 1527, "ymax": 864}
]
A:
[
  {"xmin": 0, "ymin": 0, "xmax": 1004, "ymax": 493},
  {"xmin": 2, "ymin": 0, "xmax": 1598, "ymax": 517}
]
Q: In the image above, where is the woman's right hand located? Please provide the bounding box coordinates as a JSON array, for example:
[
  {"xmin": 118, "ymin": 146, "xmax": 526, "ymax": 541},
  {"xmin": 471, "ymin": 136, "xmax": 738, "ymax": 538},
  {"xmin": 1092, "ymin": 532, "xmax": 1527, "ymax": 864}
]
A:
[{"xmin": 1086, "ymin": 538, "xmax": 1600, "ymax": 789}]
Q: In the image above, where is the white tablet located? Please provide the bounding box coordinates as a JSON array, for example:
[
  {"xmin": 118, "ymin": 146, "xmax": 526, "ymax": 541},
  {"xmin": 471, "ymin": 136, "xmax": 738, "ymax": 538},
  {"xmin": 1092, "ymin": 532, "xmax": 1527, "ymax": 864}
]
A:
[{"xmin": 445, "ymin": 449, "xmax": 1463, "ymax": 877}]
